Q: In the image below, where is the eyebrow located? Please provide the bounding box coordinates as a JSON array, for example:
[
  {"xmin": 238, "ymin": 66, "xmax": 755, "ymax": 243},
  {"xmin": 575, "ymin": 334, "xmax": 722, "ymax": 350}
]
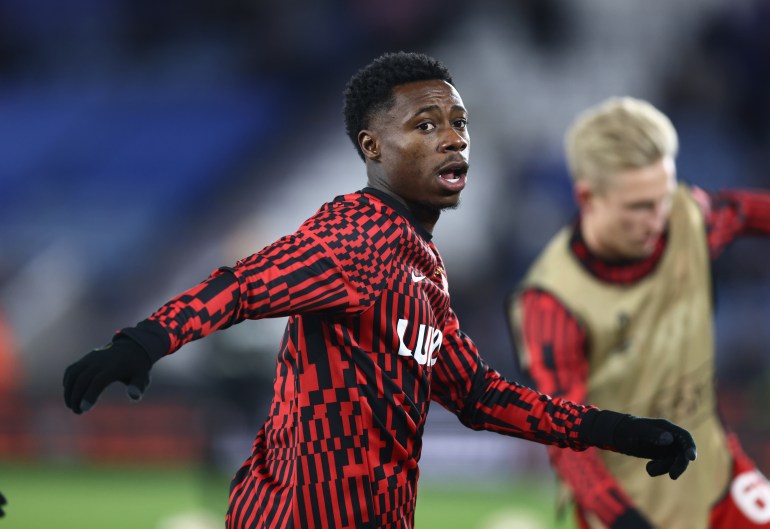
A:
[{"xmin": 411, "ymin": 104, "xmax": 467, "ymax": 119}]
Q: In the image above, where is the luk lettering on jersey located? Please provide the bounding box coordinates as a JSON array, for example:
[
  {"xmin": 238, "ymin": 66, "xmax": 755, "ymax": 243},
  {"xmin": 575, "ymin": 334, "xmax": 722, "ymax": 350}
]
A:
[{"xmin": 396, "ymin": 318, "xmax": 442, "ymax": 366}]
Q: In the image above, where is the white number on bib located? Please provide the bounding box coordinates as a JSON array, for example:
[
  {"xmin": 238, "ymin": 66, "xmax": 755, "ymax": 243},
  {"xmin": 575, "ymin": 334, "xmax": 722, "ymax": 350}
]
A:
[{"xmin": 731, "ymin": 470, "xmax": 770, "ymax": 524}]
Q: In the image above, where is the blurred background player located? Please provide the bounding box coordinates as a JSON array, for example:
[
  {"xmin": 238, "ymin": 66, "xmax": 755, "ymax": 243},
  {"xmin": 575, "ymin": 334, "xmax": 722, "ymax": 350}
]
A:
[{"xmin": 507, "ymin": 96, "xmax": 770, "ymax": 529}]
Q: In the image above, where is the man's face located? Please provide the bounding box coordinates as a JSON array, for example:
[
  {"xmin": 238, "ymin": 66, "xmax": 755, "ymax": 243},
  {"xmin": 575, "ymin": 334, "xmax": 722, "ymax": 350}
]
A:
[
  {"xmin": 362, "ymin": 79, "xmax": 470, "ymax": 218},
  {"xmin": 580, "ymin": 156, "xmax": 677, "ymax": 260}
]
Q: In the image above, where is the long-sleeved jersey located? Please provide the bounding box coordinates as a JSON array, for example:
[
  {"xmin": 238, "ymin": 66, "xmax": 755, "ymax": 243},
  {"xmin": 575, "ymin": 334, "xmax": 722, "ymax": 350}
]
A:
[
  {"xmin": 514, "ymin": 187, "xmax": 770, "ymax": 526},
  {"xmin": 140, "ymin": 188, "xmax": 594, "ymax": 529}
]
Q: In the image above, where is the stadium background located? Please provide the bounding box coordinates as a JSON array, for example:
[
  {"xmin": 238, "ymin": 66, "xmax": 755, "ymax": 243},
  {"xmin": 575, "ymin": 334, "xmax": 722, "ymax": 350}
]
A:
[{"xmin": 1, "ymin": 1, "xmax": 770, "ymax": 527}]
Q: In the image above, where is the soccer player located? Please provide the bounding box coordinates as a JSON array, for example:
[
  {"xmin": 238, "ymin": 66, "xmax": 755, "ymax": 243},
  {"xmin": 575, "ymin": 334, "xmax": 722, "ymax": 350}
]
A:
[
  {"xmin": 507, "ymin": 96, "xmax": 770, "ymax": 529},
  {"xmin": 64, "ymin": 53, "xmax": 696, "ymax": 529}
]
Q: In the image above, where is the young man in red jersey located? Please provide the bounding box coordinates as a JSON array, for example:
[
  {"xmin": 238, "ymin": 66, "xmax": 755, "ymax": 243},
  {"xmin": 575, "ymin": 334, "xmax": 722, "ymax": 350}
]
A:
[
  {"xmin": 508, "ymin": 96, "xmax": 770, "ymax": 529},
  {"xmin": 64, "ymin": 53, "xmax": 696, "ymax": 529}
]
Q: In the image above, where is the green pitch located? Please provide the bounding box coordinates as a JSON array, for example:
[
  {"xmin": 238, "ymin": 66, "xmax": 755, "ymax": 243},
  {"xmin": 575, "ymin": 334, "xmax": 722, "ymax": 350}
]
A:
[{"xmin": 0, "ymin": 462, "xmax": 575, "ymax": 529}]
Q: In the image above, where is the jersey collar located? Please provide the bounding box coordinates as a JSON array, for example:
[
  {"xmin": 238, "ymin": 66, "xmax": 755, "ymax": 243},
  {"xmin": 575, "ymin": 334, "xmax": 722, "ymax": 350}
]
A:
[{"xmin": 361, "ymin": 187, "xmax": 434, "ymax": 242}]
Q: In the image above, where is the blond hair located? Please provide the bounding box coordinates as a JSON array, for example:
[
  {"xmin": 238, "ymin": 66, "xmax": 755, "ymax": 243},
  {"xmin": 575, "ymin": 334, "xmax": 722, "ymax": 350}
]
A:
[{"xmin": 565, "ymin": 97, "xmax": 678, "ymax": 188}]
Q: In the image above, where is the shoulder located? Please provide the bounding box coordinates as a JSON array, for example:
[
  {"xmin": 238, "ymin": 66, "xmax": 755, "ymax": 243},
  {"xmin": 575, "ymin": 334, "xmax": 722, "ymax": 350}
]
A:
[
  {"xmin": 312, "ymin": 192, "xmax": 404, "ymax": 226},
  {"xmin": 301, "ymin": 192, "xmax": 405, "ymax": 253},
  {"xmin": 515, "ymin": 287, "xmax": 571, "ymax": 315},
  {"xmin": 519, "ymin": 225, "xmax": 576, "ymax": 283}
]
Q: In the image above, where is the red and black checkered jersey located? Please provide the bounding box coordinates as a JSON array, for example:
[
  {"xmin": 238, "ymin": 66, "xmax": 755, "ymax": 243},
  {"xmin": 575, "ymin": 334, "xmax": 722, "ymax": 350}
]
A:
[{"xmin": 145, "ymin": 188, "xmax": 593, "ymax": 529}]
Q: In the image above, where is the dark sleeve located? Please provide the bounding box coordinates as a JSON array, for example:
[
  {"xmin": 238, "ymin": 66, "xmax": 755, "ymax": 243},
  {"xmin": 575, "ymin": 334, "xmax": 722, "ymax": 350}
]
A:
[
  {"xmin": 143, "ymin": 204, "xmax": 398, "ymax": 354},
  {"xmin": 690, "ymin": 186, "xmax": 770, "ymax": 258},
  {"xmin": 430, "ymin": 307, "xmax": 593, "ymax": 451},
  {"xmin": 518, "ymin": 288, "xmax": 641, "ymax": 527}
]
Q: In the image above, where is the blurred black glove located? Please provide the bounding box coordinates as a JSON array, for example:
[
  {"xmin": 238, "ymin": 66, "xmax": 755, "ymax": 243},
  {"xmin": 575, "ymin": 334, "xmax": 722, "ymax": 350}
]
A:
[
  {"xmin": 580, "ymin": 409, "xmax": 697, "ymax": 480},
  {"xmin": 611, "ymin": 508, "xmax": 653, "ymax": 529},
  {"xmin": 0, "ymin": 491, "xmax": 6, "ymax": 517}
]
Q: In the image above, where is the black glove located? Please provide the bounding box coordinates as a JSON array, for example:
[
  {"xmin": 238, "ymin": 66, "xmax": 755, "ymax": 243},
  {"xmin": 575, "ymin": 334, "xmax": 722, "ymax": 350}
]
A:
[
  {"xmin": 63, "ymin": 335, "xmax": 153, "ymax": 414},
  {"xmin": 611, "ymin": 508, "xmax": 653, "ymax": 529},
  {"xmin": 64, "ymin": 320, "xmax": 169, "ymax": 414},
  {"xmin": 580, "ymin": 409, "xmax": 697, "ymax": 480},
  {"xmin": 0, "ymin": 491, "xmax": 6, "ymax": 517}
]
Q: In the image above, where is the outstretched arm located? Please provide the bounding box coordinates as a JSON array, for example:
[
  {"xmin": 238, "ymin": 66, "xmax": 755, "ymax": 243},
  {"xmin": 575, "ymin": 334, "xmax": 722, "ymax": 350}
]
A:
[
  {"xmin": 63, "ymin": 204, "xmax": 398, "ymax": 414},
  {"xmin": 690, "ymin": 186, "xmax": 770, "ymax": 258},
  {"xmin": 431, "ymin": 308, "xmax": 696, "ymax": 483},
  {"xmin": 432, "ymin": 309, "xmax": 589, "ymax": 449}
]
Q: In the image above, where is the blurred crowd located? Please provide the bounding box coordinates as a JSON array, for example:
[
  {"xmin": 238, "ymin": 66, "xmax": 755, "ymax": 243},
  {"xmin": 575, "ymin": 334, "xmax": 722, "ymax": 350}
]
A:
[{"xmin": 1, "ymin": 0, "xmax": 769, "ymax": 476}]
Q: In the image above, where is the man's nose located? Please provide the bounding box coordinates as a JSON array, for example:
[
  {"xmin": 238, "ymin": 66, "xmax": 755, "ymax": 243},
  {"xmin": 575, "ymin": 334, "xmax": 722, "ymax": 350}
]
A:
[{"xmin": 441, "ymin": 130, "xmax": 468, "ymax": 152}]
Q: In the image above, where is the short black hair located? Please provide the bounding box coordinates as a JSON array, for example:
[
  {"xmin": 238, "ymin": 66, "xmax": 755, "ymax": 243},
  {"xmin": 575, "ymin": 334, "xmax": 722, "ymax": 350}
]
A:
[{"xmin": 343, "ymin": 51, "xmax": 454, "ymax": 161}]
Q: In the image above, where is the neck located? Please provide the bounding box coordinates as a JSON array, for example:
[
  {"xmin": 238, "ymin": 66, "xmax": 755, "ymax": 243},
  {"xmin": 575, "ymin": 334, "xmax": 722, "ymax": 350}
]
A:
[
  {"xmin": 366, "ymin": 180, "xmax": 440, "ymax": 235},
  {"xmin": 579, "ymin": 216, "xmax": 614, "ymax": 260},
  {"xmin": 580, "ymin": 219, "xmax": 600, "ymax": 256}
]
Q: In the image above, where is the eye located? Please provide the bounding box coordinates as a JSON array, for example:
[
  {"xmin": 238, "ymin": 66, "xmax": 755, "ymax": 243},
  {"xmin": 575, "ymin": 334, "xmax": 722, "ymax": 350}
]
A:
[
  {"xmin": 454, "ymin": 118, "xmax": 468, "ymax": 130},
  {"xmin": 418, "ymin": 122, "xmax": 435, "ymax": 132},
  {"xmin": 627, "ymin": 202, "xmax": 657, "ymax": 213}
]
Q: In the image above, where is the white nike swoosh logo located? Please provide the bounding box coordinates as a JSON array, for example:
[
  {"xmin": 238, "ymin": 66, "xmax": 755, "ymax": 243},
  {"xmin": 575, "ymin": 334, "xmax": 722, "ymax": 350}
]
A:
[{"xmin": 411, "ymin": 272, "xmax": 426, "ymax": 282}]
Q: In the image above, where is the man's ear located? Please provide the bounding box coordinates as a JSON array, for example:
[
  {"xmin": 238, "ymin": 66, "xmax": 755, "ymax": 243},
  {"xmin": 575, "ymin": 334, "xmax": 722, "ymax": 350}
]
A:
[
  {"xmin": 359, "ymin": 130, "xmax": 380, "ymax": 161},
  {"xmin": 574, "ymin": 180, "xmax": 594, "ymax": 212}
]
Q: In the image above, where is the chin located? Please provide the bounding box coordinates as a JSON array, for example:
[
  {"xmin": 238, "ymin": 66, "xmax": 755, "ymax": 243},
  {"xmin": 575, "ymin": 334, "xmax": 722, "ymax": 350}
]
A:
[
  {"xmin": 439, "ymin": 195, "xmax": 461, "ymax": 211},
  {"xmin": 421, "ymin": 196, "xmax": 460, "ymax": 213},
  {"xmin": 628, "ymin": 246, "xmax": 655, "ymax": 260}
]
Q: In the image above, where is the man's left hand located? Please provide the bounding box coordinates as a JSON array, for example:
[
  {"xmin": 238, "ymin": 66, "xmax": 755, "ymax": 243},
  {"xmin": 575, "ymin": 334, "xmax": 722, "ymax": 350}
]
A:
[{"xmin": 580, "ymin": 409, "xmax": 697, "ymax": 480}]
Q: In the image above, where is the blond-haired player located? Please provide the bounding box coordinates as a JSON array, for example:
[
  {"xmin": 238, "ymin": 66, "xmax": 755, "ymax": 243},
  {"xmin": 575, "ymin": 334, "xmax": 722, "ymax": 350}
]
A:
[{"xmin": 509, "ymin": 97, "xmax": 770, "ymax": 529}]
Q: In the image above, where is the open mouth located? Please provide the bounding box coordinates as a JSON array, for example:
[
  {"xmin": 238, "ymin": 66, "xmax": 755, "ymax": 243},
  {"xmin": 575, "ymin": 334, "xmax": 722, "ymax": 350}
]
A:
[
  {"xmin": 437, "ymin": 160, "xmax": 469, "ymax": 188},
  {"xmin": 438, "ymin": 168, "xmax": 466, "ymax": 184}
]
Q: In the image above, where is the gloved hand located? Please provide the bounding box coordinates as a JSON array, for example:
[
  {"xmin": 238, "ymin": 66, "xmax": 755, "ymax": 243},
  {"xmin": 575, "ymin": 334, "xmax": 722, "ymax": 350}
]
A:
[
  {"xmin": 611, "ymin": 508, "xmax": 653, "ymax": 529},
  {"xmin": 63, "ymin": 336, "xmax": 152, "ymax": 414},
  {"xmin": 580, "ymin": 409, "xmax": 697, "ymax": 480},
  {"xmin": 0, "ymin": 491, "xmax": 6, "ymax": 517}
]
